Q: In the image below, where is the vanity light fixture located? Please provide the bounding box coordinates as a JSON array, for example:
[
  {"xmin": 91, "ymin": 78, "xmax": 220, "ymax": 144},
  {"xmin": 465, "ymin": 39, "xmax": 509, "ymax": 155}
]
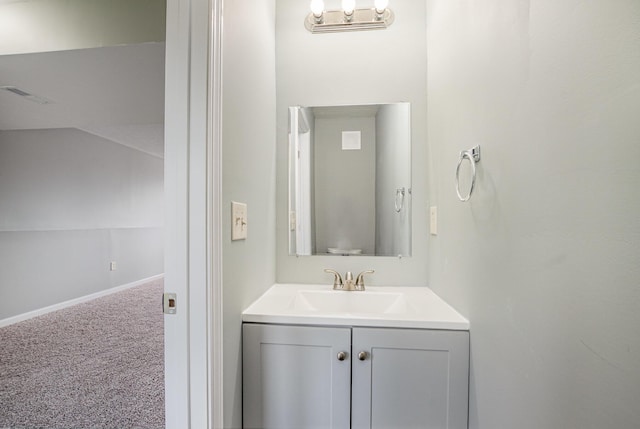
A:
[
  {"xmin": 305, "ymin": 0, "xmax": 394, "ymax": 33},
  {"xmin": 374, "ymin": 0, "xmax": 389, "ymax": 19},
  {"xmin": 310, "ymin": 0, "xmax": 325, "ymax": 23},
  {"xmin": 342, "ymin": 0, "xmax": 355, "ymax": 22}
]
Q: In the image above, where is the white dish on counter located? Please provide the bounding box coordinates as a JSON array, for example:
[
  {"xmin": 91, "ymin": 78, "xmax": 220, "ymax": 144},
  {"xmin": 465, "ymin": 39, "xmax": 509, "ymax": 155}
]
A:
[{"xmin": 327, "ymin": 248, "xmax": 362, "ymax": 255}]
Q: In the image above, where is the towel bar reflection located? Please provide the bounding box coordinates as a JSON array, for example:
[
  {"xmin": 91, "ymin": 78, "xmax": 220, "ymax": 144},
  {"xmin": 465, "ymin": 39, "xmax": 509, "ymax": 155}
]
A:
[{"xmin": 456, "ymin": 146, "xmax": 481, "ymax": 202}]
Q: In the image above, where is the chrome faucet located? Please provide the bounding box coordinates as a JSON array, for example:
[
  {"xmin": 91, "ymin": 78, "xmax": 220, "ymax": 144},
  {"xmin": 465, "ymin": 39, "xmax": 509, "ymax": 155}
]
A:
[
  {"xmin": 324, "ymin": 269, "xmax": 375, "ymax": 291},
  {"xmin": 344, "ymin": 271, "xmax": 355, "ymax": 290},
  {"xmin": 324, "ymin": 269, "xmax": 343, "ymax": 289},
  {"xmin": 355, "ymin": 270, "xmax": 374, "ymax": 290}
]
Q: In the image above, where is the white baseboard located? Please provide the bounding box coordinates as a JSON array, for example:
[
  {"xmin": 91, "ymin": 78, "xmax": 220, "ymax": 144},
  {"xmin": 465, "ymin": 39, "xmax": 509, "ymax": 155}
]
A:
[{"xmin": 0, "ymin": 274, "xmax": 165, "ymax": 328}]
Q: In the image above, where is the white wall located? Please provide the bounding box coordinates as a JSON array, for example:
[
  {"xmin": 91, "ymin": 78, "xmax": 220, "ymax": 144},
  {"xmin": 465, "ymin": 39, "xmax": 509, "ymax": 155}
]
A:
[
  {"xmin": 222, "ymin": 0, "xmax": 277, "ymax": 427},
  {"xmin": 426, "ymin": 0, "xmax": 640, "ymax": 427},
  {"xmin": 0, "ymin": 0, "xmax": 165, "ymax": 55},
  {"xmin": 0, "ymin": 128, "xmax": 164, "ymax": 320},
  {"xmin": 276, "ymin": 0, "xmax": 428, "ymax": 285}
]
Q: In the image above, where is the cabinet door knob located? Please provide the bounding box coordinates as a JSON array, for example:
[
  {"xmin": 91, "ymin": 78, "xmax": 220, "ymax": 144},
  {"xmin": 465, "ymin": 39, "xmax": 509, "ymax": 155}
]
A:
[
  {"xmin": 337, "ymin": 351, "xmax": 347, "ymax": 361},
  {"xmin": 358, "ymin": 351, "xmax": 368, "ymax": 361}
]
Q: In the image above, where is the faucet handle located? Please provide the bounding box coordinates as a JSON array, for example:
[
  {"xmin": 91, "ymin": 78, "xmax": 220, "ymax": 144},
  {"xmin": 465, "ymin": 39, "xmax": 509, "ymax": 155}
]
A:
[
  {"xmin": 324, "ymin": 269, "xmax": 344, "ymax": 290},
  {"xmin": 355, "ymin": 270, "xmax": 375, "ymax": 290}
]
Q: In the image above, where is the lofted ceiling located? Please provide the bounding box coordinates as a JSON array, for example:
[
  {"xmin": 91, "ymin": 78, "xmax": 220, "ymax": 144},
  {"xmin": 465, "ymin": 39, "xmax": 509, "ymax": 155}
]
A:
[{"xmin": 0, "ymin": 42, "xmax": 165, "ymax": 158}]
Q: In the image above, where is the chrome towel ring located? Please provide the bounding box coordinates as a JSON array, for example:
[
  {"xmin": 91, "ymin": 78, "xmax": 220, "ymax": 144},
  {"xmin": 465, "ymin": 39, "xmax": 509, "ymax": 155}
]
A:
[{"xmin": 456, "ymin": 145, "xmax": 481, "ymax": 202}]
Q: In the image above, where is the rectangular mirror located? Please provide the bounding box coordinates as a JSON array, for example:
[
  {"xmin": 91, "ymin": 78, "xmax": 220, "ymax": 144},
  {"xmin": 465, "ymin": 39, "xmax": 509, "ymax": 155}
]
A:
[{"xmin": 288, "ymin": 102, "xmax": 411, "ymax": 257}]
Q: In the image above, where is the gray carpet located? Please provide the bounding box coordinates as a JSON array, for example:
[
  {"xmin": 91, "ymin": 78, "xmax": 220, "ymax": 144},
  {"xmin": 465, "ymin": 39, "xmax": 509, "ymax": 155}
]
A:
[{"xmin": 0, "ymin": 279, "xmax": 165, "ymax": 429}]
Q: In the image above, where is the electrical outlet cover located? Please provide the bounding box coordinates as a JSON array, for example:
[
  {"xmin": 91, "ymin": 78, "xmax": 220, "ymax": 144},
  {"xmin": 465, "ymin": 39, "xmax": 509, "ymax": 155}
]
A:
[{"xmin": 430, "ymin": 206, "xmax": 438, "ymax": 235}]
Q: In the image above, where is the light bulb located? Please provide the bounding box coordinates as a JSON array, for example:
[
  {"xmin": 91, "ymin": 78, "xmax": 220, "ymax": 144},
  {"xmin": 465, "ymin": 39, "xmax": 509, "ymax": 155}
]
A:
[
  {"xmin": 342, "ymin": 0, "xmax": 355, "ymax": 14},
  {"xmin": 374, "ymin": 0, "xmax": 389, "ymax": 13},
  {"xmin": 310, "ymin": 0, "xmax": 324, "ymax": 17}
]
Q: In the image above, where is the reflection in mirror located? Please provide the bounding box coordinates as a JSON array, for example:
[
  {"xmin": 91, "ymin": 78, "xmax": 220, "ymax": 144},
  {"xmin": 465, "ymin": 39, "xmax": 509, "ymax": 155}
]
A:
[{"xmin": 288, "ymin": 102, "xmax": 411, "ymax": 257}]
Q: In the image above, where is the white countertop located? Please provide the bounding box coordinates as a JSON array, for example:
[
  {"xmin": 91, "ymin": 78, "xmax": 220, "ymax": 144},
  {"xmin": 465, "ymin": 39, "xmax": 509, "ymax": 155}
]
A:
[{"xmin": 242, "ymin": 284, "xmax": 469, "ymax": 330}]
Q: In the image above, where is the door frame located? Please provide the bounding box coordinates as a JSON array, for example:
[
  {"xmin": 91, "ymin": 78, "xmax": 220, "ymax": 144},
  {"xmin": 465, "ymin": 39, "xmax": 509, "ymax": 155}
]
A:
[{"xmin": 164, "ymin": 0, "xmax": 223, "ymax": 427}]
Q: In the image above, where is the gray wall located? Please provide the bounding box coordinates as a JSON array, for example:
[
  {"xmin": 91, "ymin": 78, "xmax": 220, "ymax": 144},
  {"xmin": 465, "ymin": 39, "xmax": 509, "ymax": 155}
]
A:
[
  {"xmin": 0, "ymin": 0, "xmax": 165, "ymax": 55},
  {"xmin": 426, "ymin": 0, "xmax": 640, "ymax": 428},
  {"xmin": 0, "ymin": 128, "xmax": 164, "ymax": 320},
  {"xmin": 276, "ymin": 0, "xmax": 428, "ymax": 285},
  {"xmin": 314, "ymin": 115, "xmax": 376, "ymax": 255},
  {"xmin": 375, "ymin": 103, "xmax": 411, "ymax": 256},
  {"xmin": 222, "ymin": 0, "xmax": 277, "ymax": 427}
]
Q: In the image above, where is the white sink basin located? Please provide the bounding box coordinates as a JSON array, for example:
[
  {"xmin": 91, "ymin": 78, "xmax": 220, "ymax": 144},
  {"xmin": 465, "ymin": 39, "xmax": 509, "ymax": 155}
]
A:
[
  {"xmin": 293, "ymin": 290, "xmax": 409, "ymax": 314},
  {"xmin": 242, "ymin": 284, "xmax": 469, "ymax": 330}
]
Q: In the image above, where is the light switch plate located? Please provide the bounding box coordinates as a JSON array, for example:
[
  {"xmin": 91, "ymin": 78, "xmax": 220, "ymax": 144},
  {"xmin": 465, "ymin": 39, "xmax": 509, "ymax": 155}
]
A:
[{"xmin": 231, "ymin": 201, "xmax": 247, "ymax": 240}]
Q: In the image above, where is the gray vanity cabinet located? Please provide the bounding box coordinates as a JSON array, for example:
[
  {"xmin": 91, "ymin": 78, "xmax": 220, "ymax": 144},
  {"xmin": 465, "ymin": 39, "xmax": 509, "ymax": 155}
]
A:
[
  {"xmin": 351, "ymin": 327, "xmax": 469, "ymax": 429},
  {"xmin": 243, "ymin": 323, "xmax": 469, "ymax": 429},
  {"xmin": 243, "ymin": 324, "xmax": 352, "ymax": 428}
]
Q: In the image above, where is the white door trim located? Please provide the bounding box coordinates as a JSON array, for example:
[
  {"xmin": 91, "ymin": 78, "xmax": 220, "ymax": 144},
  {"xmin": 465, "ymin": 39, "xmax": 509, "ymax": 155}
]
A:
[
  {"xmin": 164, "ymin": 0, "xmax": 223, "ymax": 427},
  {"xmin": 208, "ymin": 0, "xmax": 224, "ymax": 427}
]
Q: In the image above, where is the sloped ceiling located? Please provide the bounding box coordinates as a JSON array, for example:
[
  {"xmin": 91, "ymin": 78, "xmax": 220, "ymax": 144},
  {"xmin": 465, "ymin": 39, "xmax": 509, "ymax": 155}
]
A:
[{"xmin": 0, "ymin": 42, "xmax": 165, "ymax": 158}]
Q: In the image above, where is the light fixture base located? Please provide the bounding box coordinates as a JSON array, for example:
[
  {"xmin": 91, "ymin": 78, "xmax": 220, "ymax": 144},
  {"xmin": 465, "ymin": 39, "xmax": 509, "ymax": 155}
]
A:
[{"xmin": 305, "ymin": 8, "xmax": 394, "ymax": 33}]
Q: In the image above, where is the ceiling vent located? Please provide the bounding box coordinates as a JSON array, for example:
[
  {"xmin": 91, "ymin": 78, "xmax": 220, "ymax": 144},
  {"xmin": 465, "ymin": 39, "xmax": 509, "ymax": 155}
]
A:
[{"xmin": 0, "ymin": 86, "xmax": 53, "ymax": 104}]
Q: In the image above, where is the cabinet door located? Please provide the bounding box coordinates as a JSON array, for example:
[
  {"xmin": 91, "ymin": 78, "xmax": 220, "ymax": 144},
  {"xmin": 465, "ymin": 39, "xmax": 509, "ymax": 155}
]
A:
[
  {"xmin": 352, "ymin": 328, "xmax": 469, "ymax": 429},
  {"xmin": 243, "ymin": 323, "xmax": 352, "ymax": 429}
]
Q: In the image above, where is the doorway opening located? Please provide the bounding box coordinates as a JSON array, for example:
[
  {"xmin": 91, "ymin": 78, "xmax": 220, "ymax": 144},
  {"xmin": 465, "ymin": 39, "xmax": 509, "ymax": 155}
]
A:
[{"xmin": 0, "ymin": 3, "xmax": 167, "ymax": 427}]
